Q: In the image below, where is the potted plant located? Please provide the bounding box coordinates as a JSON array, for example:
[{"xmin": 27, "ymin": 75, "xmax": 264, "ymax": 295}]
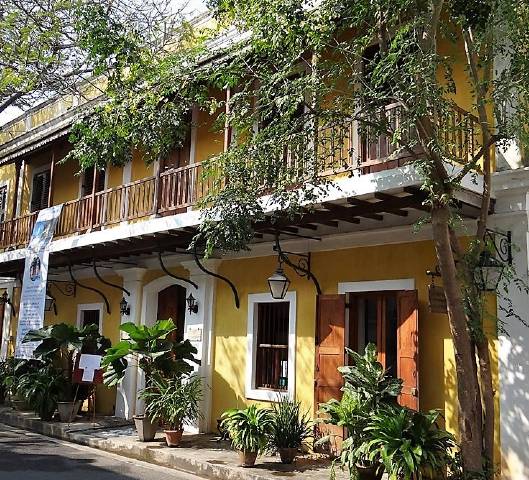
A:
[
  {"xmin": 359, "ymin": 408, "xmax": 456, "ymax": 480},
  {"xmin": 221, "ymin": 405, "xmax": 273, "ymax": 467},
  {"xmin": 140, "ymin": 373, "xmax": 202, "ymax": 447},
  {"xmin": 269, "ymin": 397, "xmax": 312, "ymax": 464},
  {"xmin": 3, "ymin": 358, "xmax": 42, "ymax": 411},
  {"xmin": 17, "ymin": 365, "xmax": 67, "ymax": 420},
  {"xmin": 0, "ymin": 360, "xmax": 8, "ymax": 404},
  {"xmin": 318, "ymin": 344, "xmax": 402, "ymax": 480},
  {"xmin": 23, "ymin": 323, "xmax": 111, "ymax": 422},
  {"xmin": 101, "ymin": 319, "xmax": 198, "ymax": 441}
]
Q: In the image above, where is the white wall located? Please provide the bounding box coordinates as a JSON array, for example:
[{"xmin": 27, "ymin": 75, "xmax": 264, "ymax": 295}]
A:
[{"xmin": 491, "ymin": 169, "xmax": 529, "ymax": 480}]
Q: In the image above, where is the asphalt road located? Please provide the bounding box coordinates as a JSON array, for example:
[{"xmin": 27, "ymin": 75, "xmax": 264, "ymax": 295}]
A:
[{"xmin": 0, "ymin": 423, "xmax": 205, "ymax": 480}]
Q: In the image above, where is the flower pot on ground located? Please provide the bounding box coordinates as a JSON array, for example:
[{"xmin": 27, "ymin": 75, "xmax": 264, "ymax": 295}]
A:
[
  {"xmin": 140, "ymin": 373, "xmax": 202, "ymax": 447},
  {"xmin": 269, "ymin": 397, "xmax": 312, "ymax": 464},
  {"xmin": 238, "ymin": 451, "xmax": 258, "ymax": 467},
  {"xmin": 57, "ymin": 400, "xmax": 82, "ymax": 422},
  {"xmin": 133, "ymin": 415, "xmax": 159, "ymax": 442},
  {"xmin": 221, "ymin": 405, "xmax": 273, "ymax": 467}
]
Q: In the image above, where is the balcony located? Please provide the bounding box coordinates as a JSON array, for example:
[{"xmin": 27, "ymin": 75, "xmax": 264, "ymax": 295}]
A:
[{"xmin": 0, "ymin": 104, "xmax": 479, "ymax": 252}]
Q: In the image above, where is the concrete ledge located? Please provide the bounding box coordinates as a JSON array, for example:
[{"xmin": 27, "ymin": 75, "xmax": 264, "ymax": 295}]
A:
[{"xmin": 0, "ymin": 407, "xmax": 339, "ymax": 480}]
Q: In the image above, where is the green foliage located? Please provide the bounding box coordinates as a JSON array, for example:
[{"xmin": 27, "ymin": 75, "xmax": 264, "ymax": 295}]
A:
[
  {"xmin": 269, "ymin": 397, "xmax": 312, "ymax": 450},
  {"xmin": 22, "ymin": 322, "xmax": 111, "ymax": 401},
  {"xmin": 221, "ymin": 405, "xmax": 273, "ymax": 454},
  {"xmin": 338, "ymin": 344, "xmax": 403, "ymax": 407},
  {"xmin": 2, "ymin": 358, "xmax": 43, "ymax": 399},
  {"xmin": 139, "ymin": 373, "xmax": 202, "ymax": 431},
  {"xmin": 360, "ymin": 408, "xmax": 457, "ymax": 480},
  {"xmin": 320, "ymin": 344, "xmax": 456, "ymax": 479},
  {"xmin": 101, "ymin": 319, "xmax": 198, "ymax": 386},
  {"xmin": 0, "ymin": 0, "xmax": 187, "ymax": 114},
  {"xmin": 17, "ymin": 365, "xmax": 67, "ymax": 420}
]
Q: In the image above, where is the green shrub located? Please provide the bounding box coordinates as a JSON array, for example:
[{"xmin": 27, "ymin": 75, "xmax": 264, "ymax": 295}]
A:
[
  {"xmin": 221, "ymin": 405, "xmax": 273, "ymax": 454},
  {"xmin": 269, "ymin": 397, "xmax": 312, "ymax": 450}
]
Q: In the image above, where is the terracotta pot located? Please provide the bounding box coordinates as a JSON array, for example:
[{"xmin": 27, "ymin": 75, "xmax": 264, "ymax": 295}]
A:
[
  {"xmin": 278, "ymin": 447, "xmax": 298, "ymax": 464},
  {"xmin": 238, "ymin": 451, "xmax": 258, "ymax": 467},
  {"xmin": 356, "ymin": 463, "xmax": 383, "ymax": 480},
  {"xmin": 57, "ymin": 401, "xmax": 82, "ymax": 422},
  {"xmin": 164, "ymin": 429, "xmax": 184, "ymax": 447},
  {"xmin": 133, "ymin": 415, "xmax": 158, "ymax": 442}
]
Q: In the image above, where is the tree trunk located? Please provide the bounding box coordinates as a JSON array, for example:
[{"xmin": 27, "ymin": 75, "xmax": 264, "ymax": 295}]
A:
[
  {"xmin": 477, "ymin": 335, "xmax": 495, "ymax": 472},
  {"xmin": 431, "ymin": 205, "xmax": 484, "ymax": 475}
]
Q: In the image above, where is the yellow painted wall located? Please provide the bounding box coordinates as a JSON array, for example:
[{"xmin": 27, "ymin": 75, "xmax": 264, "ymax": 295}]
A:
[
  {"xmin": 211, "ymin": 239, "xmax": 501, "ymax": 465},
  {"xmin": 131, "ymin": 150, "xmax": 153, "ymax": 182},
  {"xmin": 194, "ymin": 91, "xmax": 225, "ymax": 164},
  {"xmin": 0, "ymin": 163, "xmax": 17, "ymax": 219}
]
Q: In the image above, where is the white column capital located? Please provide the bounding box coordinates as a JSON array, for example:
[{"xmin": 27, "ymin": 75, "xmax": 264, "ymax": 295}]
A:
[
  {"xmin": 116, "ymin": 267, "xmax": 148, "ymax": 283},
  {"xmin": 181, "ymin": 259, "xmax": 222, "ymax": 277}
]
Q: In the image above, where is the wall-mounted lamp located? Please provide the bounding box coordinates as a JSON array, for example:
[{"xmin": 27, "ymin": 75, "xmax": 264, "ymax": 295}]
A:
[
  {"xmin": 44, "ymin": 294, "xmax": 56, "ymax": 314},
  {"xmin": 0, "ymin": 291, "xmax": 16, "ymax": 315},
  {"xmin": 186, "ymin": 293, "xmax": 198, "ymax": 314},
  {"xmin": 267, "ymin": 262, "xmax": 291, "ymax": 300},
  {"xmin": 474, "ymin": 250, "xmax": 504, "ymax": 292},
  {"xmin": 120, "ymin": 297, "xmax": 130, "ymax": 316}
]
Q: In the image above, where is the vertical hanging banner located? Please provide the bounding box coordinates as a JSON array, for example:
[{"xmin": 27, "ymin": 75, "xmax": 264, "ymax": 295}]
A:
[{"xmin": 15, "ymin": 205, "xmax": 63, "ymax": 358}]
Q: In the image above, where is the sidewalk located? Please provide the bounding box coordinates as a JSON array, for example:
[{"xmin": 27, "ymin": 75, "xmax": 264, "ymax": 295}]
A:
[{"xmin": 0, "ymin": 407, "xmax": 343, "ymax": 480}]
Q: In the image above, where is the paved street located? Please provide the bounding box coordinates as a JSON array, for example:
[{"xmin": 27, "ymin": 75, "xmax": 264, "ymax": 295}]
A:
[{"xmin": 0, "ymin": 423, "xmax": 205, "ymax": 480}]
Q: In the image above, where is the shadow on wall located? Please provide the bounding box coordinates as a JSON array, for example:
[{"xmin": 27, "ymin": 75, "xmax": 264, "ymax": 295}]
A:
[{"xmin": 499, "ymin": 333, "xmax": 529, "ymax": 480}]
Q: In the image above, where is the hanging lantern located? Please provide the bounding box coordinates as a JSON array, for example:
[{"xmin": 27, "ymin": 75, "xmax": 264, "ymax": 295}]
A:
[
  {"xmin": 186, "ymin": 293, "xmax": 198, "ymax": 314},
  {"xmin": 474, "ymin": 251, "xmax": 504, "ymax": 292},
  {"xmin": 119, "ymin": 297, "xmax": 130, "ymax": 316},
  {"xmin": 267, "ymin": 263, "xmax": 291, "ymax": 300},
  {"xmin": 44, "ymin": 294, "xmax": 55, "ymax": 312}
]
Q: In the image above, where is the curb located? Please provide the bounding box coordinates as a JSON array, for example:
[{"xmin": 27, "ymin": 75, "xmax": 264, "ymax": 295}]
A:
[{"xmin": 0, "ymin": 409, "xmax": 284, "ymax": 480}]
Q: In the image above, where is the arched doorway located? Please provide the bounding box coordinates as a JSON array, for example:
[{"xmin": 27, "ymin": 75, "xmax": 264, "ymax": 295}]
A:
[{"xmin": 157, "ymin": 284, "xmax": 187, "ymax": 341}]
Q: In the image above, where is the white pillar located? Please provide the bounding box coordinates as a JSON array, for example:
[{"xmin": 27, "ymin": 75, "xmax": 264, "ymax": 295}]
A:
[
  {"xmin": 181, "ymin": 259, "xmax": 220, "ymax": 433},
  {"xmin": 491, "ymin": 170, "xmax": 529, "ymax": 480},
  {"xmin": 115, "ymin": 268, "xmax": 147, "ymax": 419}
]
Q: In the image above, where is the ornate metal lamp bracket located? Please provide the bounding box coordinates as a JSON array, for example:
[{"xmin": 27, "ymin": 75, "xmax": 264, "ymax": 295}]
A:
[
  {"xmin": 68, "ymin": 263, "xmax": 111, "ymax": 314},
  {"xmin": 48, "ymin": 280, "xmax": 76, "ymax": 297},
  {"xmin": 193, "ymin": 244, "xmax": 240, "ymax": 309},
  {"xmin": 158, "ymin": 251, "xmax": 198, "ymax": 290},
  {"xmin": 273, "ymin": 234, "xmax": 322, "ymax": 295},
  {"xmin": 93, "ymin": 258, "xmax": 131, "ymax": 297},
  {"xmin": 485, "ymin": 228, "xmax": 512, "ymax": 265}
]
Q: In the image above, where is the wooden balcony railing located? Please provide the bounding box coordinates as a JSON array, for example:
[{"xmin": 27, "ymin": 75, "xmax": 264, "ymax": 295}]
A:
[{"xmin": 0, "ymin": 104, "xmax": 479, "ymax": 251}]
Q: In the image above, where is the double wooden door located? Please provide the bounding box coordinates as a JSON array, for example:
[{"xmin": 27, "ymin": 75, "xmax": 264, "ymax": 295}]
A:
[{"xmin": 315, "ymin": 290, "xmax": 419, "ymax": 418}]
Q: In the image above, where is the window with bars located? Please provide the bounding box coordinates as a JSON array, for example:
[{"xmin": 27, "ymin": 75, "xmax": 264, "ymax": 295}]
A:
[{"xmin": 254, "ymin": 302, "xmax": 289, "ymax": 391}]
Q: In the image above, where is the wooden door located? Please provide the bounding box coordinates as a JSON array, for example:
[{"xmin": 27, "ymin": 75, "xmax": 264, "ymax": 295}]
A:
[
  {"xmin": 157, "ymin": 285, "xmax": 186, "ymax": 341},
  {"xmin": 315, "ymin": 294, "xmax": 346, "ymax": 452},
  {"xmin": 397, "ymin": 290, "xmax": 419, "ymax": 410}
]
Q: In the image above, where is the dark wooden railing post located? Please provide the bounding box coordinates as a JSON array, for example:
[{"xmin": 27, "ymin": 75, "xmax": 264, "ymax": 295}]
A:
[
  {"xmin": 90, "ymin": 166, "xmax": 97, "ymax": 230},
  {"xmin": 152, "ymin": 159, "xmax": 162, "ymax": 215},
  {"xmin": 48, "ymin": 151, "xmax": 55, "ymax": 207}
]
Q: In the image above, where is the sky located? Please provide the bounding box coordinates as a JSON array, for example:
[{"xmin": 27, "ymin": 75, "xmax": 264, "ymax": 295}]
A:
[{"xmin": 0, "ymin": 0, "xmax": 207, "ymax": 127}]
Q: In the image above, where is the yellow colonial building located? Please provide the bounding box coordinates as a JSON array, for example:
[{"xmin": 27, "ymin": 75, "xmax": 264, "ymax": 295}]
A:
[{"xmin": 0, "ymin": 24, "xmax": 527, "ymax": 480}]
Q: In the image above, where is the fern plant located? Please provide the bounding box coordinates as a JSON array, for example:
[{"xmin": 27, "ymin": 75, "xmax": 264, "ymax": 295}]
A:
[
  {"xmin": 221, "ymin": 405, "xmax": 273, "ymax": 454},
  {"xmin": 269, "ymin": 397, "xmax": 312, "ymax": 450}
]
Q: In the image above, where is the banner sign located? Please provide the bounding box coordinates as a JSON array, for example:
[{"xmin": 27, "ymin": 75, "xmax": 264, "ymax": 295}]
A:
[{"xmin": 15, "ymin": 205, "xmax": 63, "ymax": 358}]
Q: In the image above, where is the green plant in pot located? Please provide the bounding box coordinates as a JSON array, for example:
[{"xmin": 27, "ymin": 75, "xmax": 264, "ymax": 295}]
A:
[
  {"xmin": 318, "ymin": 344, "xmax": 402, "ymax": 480},
  {"xmin": 359, "ymin": 408, "xmax": 456, "ymax": 480},
  {"xmin": 17, "ymin": 365, "xmax": 67, "ymax": 420},
  {"xmin": 221, "ymin": 405, "xmax": 273, "ymax": 467},
  {"xmin": 101, "ymin": 319, "xmax": 198, "ymax": 442},
  {"xmin": 140, "ymin": 373, "xmax": 202, "ymax": 447},
  {"xmin": 23, "ymin": 322, "xmax": 111, "ymax": 422},
  {"xmin": 269, "ymin": 397, "xmax": 312, "ymax": 464},
  {"xmin": 0, "ymin": 359, "xmax": 11, "ymax": 404},
  {"xmin": 3, "ymin": 358, "xmax": 43, "ymax": 410}
]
